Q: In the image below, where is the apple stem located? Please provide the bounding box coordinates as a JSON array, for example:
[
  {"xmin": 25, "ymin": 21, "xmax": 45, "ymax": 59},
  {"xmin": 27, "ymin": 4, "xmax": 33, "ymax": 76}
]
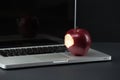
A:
[{"xmin": 74, "ymin": 0, "xmax": 77, "ymax": 29}]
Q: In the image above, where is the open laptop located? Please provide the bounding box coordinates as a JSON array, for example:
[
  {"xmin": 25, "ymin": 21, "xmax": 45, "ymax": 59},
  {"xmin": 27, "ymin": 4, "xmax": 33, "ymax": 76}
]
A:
[{"xmin": 0, "ymin": 0, "xmax": 111, "ymax": 69}]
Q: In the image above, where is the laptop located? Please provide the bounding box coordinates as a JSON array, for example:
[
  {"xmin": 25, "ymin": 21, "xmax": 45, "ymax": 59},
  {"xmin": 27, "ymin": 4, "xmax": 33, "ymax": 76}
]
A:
[{"xmin": 0, "ymin": 0, "xmax": 111, "ymax": 69}]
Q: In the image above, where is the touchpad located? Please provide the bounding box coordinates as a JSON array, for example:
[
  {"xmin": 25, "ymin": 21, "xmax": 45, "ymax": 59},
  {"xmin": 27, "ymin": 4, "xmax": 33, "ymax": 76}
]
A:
[{"xmin": 34, "ymin": 53, "xmax": 69, "ymax": 62}]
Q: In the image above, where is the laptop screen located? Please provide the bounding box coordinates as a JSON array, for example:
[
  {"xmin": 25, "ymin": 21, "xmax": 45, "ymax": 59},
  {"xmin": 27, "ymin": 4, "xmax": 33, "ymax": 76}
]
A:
[{"xmin": 0, "ymin": 0, "xmax": 74, "ymax": 48}]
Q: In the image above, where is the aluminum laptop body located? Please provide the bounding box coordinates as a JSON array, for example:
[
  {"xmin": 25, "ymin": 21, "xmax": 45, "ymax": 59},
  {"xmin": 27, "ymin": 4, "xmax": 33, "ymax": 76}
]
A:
[
  {"xmin": 0, "ymin": 46, "xmax": 111, "ymax": 69},
  {"xmin": 0, "ymin": 34, "xmax": 111, "ymax": 69},
  {"xmin": 0, "ymin": 0, "xmax": 111, "ymax": 69}
]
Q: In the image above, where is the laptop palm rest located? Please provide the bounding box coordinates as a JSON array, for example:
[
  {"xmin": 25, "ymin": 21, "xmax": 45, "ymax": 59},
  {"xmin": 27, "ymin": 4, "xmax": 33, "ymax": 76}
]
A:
[{"xmin": 0, "ymin": 48, "xmax": 111, "ymax": 69}]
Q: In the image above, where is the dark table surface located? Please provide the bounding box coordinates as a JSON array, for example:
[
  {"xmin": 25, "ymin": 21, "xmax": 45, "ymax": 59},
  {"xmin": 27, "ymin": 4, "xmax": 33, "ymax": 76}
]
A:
[{"xmin": 0, "ymin": 43, "xmax": 120, "ymax": 80}]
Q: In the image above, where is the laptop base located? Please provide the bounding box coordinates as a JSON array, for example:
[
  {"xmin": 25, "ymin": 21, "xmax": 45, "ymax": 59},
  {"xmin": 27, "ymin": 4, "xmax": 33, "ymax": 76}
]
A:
[{"xmin": 0, "ymin": 48, "xmax": 111, "ymax": 69}]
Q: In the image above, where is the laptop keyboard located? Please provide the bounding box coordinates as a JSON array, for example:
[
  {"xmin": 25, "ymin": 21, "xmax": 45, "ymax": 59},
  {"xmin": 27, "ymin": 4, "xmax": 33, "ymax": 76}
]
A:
[{"xmin": 0, "ymin": 45, "xmax": 67, "ymax": 57}]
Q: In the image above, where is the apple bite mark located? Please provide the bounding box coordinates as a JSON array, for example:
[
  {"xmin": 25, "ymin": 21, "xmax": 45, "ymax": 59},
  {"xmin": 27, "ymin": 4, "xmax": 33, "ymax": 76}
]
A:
[
  {"xmin": 64, "ymin": 28, "xmax": 92, "ymax": 56},
  {"xmin": 64, "ymin": 34, "xmax": 74, "ymax": 48}
]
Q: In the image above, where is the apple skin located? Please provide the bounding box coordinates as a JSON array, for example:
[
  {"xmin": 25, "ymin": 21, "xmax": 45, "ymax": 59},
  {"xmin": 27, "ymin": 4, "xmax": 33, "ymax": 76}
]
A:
[{"xmin": 64, "ymin": 28, "xmax": 92, "ymax": 56}]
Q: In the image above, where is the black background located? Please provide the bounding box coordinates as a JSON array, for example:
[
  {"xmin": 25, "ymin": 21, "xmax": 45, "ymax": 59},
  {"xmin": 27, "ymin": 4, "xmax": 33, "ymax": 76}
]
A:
[
  {"xmin": 0, "ymin": 0, "xmax": 120, "ymax": 42},
  {"xmin": 77, "ymin": 0, "xmax": 120, "ymax": 42}
]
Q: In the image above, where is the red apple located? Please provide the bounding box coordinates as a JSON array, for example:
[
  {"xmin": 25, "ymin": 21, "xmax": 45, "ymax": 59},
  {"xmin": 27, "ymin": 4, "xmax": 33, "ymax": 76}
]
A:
[{"xmin": 64, "ymin": 28, "xmax": 92, "ymax": 56}]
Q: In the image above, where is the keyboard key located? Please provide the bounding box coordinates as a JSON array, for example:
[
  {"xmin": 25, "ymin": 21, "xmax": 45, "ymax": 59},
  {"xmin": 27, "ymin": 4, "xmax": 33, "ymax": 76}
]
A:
[{"xmin": 0, "ymin": 45, "xmax": 67, "ymax": 57}]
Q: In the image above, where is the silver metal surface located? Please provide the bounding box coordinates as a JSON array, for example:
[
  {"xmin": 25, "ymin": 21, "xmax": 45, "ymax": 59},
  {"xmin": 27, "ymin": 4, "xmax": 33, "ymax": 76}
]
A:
[
  {"xmin": 74, "ymin": 0, "xmax": 77, "ymax": 29},
  {"xmin": 0, "ymin": 48, "xmax": 111, "ymax": 69}
]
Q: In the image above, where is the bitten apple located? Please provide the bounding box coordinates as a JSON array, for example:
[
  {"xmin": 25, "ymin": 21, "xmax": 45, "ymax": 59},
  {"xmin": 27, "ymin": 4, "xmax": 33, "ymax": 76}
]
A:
[{"xmin": 64, "ymin": 28, "xmax": 91, "ymax": 56}]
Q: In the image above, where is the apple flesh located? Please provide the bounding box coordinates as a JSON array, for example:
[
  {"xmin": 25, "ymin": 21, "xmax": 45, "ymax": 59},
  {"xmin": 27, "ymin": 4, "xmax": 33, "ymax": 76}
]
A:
[{"xmin": 64, "ymin": 28, "xmax": 92, "ymax": 56}]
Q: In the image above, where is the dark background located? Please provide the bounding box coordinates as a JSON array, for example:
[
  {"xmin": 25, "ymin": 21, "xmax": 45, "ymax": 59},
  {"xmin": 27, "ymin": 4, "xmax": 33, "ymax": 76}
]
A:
[
  {"xmin": 77, "ymin": 0, "xmax": 120, "ymax": 42},
  {"xmin": 0, "ymin": 0, "xmax": 120, "ymax": 42}
]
